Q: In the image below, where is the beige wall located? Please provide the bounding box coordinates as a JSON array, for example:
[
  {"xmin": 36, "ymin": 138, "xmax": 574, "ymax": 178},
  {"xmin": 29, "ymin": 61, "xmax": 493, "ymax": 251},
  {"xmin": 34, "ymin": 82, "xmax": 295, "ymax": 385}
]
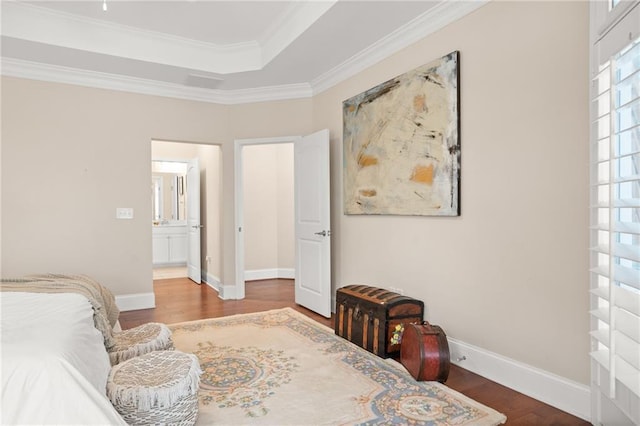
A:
[
  {"xmin": 1, "ymin": 0, "xmax": 589, "ymax": 386},
  {"xmin": 152, "ymin": 141, "xmax": 200, "ymax": 159},
  {"xmin": 1, "ymin": 78, "xmax": 312, "ymax": 296},
  {"xmin": 313, "ymin": 0, "xmax": 589, "ymax": 384},
  {"xmin": 243, "ymin": 144, "xmax": 279, "ymax": 270},
  {"xmin": 242, "ymin": 143, "xmax": 294, "ymax": 272},
  {"xmin": 276, "ymin": 144, "xmax": 294, "ymax": 269}
]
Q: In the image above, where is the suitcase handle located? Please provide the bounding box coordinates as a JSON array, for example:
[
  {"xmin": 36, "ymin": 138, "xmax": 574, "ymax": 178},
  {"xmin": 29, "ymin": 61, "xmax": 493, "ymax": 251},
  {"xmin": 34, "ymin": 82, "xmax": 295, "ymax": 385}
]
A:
[
  {"xmin": 418, "ymin": 329, "xmax": 441, "ymax": 336},
  {"xmin": 416, "ymin": 321, "xmax": 443, "ymax": 336}
]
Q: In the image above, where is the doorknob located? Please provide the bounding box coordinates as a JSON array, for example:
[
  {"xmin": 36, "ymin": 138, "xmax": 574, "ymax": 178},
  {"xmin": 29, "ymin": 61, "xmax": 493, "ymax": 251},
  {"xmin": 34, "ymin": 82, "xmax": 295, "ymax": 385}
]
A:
[
  {"xmin": 314, "ymin": 230, "xmax": 331, "ymax": 237},
  {"xmin": 192, "ymin": 225, "xmax": 204, "ymax": 229}
]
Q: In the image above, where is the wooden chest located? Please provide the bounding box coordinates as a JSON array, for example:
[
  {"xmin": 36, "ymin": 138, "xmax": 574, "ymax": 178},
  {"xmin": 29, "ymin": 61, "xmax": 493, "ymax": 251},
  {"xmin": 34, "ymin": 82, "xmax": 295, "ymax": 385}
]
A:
[{"xmin": 335, "ymin": 284, "xmax": 424, "ymax": 358}]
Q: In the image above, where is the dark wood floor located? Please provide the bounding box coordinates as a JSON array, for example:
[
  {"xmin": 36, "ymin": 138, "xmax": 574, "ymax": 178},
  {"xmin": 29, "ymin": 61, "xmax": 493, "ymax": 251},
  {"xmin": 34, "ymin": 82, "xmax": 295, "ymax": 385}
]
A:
[{"xmin": 119, "ymin": 278, "xmax": 591, "ymax": 426}]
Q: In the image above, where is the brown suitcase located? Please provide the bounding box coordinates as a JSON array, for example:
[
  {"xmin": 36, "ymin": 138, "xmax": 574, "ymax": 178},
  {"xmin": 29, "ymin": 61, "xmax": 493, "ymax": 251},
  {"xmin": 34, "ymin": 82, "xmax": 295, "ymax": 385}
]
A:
[
  {"xmin": 400, "ymin": 322, "xmax": 450, "ymax": 382},
  {"xmin": 335, "ymin": 284, "xmax": 424, "ymax": 358}
]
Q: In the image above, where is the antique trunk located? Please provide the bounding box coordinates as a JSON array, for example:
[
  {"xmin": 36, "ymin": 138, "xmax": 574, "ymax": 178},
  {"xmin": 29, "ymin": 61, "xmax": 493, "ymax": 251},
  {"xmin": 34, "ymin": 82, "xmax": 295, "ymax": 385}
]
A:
[
  {"xmin": 335, "ymin": 284, "xmax": 424, "ymax": 358},
  {"xmin": 400, "ymin": 322, "xmax": 450, "ymax": 382}
]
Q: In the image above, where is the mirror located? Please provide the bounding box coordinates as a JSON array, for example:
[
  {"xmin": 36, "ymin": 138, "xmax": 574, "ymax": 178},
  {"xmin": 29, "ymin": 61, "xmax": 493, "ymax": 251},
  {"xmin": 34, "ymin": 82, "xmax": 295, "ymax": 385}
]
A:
[{"xmin": 151, "ymin": 161, "xmax": 188, "ymax": 225}]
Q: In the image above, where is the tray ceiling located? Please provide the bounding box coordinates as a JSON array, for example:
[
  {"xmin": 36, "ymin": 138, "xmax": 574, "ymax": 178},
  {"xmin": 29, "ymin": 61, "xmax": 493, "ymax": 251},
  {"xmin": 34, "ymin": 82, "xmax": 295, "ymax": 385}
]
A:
[{"xmin": 1, "ymin": 0, "xmax": 487, "ymax": 103}]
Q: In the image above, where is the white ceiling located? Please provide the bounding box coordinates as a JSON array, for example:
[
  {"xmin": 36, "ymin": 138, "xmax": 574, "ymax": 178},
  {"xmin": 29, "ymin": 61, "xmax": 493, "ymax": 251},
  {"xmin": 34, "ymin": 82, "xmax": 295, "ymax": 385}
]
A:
[{"xmin": 1, "ymin": 0, "xmax": 486, "ymax": 104}]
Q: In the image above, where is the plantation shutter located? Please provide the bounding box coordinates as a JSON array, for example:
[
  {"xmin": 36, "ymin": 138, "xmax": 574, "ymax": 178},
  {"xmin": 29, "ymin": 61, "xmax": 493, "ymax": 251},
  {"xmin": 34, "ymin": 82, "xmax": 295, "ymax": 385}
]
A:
[{"xmin": 589, "ymin": 1, "xmax": 640, "ymax": 420}]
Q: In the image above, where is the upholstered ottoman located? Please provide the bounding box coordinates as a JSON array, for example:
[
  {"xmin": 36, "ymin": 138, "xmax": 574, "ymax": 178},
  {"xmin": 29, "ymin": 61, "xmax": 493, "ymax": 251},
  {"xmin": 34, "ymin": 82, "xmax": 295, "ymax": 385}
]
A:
[
  {"xmin": 107, "ymin": 350, "xmax": 202, "ymax": 425},
  {"xmin": 109, "ymin": 322, "xmax": 174, "ymax": 365}
]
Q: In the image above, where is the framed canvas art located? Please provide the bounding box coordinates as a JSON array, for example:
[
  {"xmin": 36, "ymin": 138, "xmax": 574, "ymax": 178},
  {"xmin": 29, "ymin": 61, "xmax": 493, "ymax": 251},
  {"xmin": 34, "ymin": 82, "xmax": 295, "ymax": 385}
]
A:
[{"xmin": 343, "ymin": 51, "xmax": 460, "ymax": 216}]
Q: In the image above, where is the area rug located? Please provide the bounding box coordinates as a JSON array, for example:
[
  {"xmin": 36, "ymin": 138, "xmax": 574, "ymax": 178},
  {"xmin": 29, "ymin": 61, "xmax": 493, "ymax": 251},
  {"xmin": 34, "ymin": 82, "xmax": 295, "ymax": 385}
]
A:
[{"xmin": 169, "ymin": 308, "xmax": 507, "ymax": 426}]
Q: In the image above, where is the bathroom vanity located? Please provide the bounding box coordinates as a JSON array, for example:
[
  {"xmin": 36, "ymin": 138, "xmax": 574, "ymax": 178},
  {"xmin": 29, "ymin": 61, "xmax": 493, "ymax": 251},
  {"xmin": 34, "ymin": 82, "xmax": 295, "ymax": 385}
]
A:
[{"xmin": 152, "ymin": 224, "xmax": 187, "ymax": 266}]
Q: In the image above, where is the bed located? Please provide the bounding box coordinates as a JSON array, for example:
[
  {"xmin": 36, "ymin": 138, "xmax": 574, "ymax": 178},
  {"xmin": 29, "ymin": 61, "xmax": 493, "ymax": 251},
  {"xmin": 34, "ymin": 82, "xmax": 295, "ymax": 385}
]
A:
[{"xmin": 1, "ymin": 291, "xmax": 126, "ymax": 425}]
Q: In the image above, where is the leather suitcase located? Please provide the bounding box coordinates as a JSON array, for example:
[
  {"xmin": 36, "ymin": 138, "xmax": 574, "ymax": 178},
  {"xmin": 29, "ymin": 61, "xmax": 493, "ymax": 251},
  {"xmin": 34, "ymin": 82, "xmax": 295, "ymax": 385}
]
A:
[
  {"xmin": 400, "ymin": 322, "xmax": 450, "ymax": 382},
  {"xmin": 335, "ymin": 284, "xmax": 424, "ymax": 358}
]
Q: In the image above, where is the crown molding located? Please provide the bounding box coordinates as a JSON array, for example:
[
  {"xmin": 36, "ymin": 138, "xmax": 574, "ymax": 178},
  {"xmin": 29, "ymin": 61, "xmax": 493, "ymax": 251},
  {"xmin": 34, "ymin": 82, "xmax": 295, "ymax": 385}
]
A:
[
  {"xmin": 1, "ymin": 1, "xmax": 485, "ymax": 105},
  {"xmin": 0, "ymin": 57, "xmax": 312, "ymax": 105},
  {"xmin": 310, "ymin": 0, "xmax": 489, "ymax": 95},
  {"xmin": 222, "ymin": 82, "xmax": 313, "ymax": 105},
  {"xmin": 1, "ymin": 1, "xmax": 336, "ymax": 75},
  {"xmin": 1, "ymin": 1, "xmax": 256, "ymax": 74}
]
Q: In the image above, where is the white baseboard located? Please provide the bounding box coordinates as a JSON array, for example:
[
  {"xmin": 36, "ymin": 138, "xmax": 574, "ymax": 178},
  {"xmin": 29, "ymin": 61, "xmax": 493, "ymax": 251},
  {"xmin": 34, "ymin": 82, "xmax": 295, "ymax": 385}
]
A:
[
  {"xmin": 205, "ymin": 268, "xmax": 295, "ymax": 299},
  {"xmin": 447, "ymin": 337, "xmax": 590, "ymax": 421},
  {"xmin": 278, "ymin": 268, "xmax": 295, "ymax": 279},
  {"xmin": 202, "ymin": 271, "xmax": 240, "ymax": 300},
  {"xmin": 218, "ymin": 283, "xmax": 239, "ymax": 300},
  {"xmin": 115, "ymin": 292, "xmax": 155, "ymax": 311},
  {"xmin": 202, "ymin": 272, "xmax": 221, "ymax": 292},
  {"xmin": 244, "ymin": 268, "xmax": 294, "ymax": 281},
  {"xmin": 202, "ymin": 271, "xmax": 220, "ymax": 286}
]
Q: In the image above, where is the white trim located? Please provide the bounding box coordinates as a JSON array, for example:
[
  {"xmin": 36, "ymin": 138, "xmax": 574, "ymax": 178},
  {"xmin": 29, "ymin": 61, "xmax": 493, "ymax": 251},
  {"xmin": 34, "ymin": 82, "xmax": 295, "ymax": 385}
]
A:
[
  {"xmin": 595, "ymin": 0, "xmax": 640, "ymax": 46},
  {"xmin": 278, "ymin": 268, "xmax": 295, "ymax": 280},
  {"xmin": 448, "ymin": 337, "xmax": 590, "ymax": 421},
  {"xmin": 115, "ymin": 292, "xmax": 155, "ymax": 312},
  {"xmin": 202, "ymin": 272, "xmax": 239, "ymax": 300},
  {"xmin": 218, "ymin": 284, "xmax": 238, "ymax": 300},
  {"xmin": 203, "ymin": 271, "xmax": 220, "ymax": 286},
  {"xmin": 244, "ymin": 268, "xmax": 295, "ymax": 281},
  {"xmin": 202, "ymin": 271, "xmax": 221, "ymax": 291},
  {"xmin": 0, "ymin": 58, "xmax": 313, "ymax": 105},
  {"xmin": 2, "ymin": 2, "xmax": 253, "ymax": 74},
  {"xmin": 1, "ymin": 2, "xmax": 483, "ymax": 105},
  {"xmin": 222, "ymin": 83, "xmax": 312, "ymax": 104},
  {"xmin": 2, "ymin": 1, "xmax": 337, "ymax": 75},
  {"xmin": 311, "ymin": 0, "xmax": 488, "ymax": 95}
]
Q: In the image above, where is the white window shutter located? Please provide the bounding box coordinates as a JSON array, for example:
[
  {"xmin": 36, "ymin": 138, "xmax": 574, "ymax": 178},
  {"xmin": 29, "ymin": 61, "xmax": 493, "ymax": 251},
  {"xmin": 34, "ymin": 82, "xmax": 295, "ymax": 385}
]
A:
[{"xmin": 590, "ymin": 1, "xmax": 640, "ymax": 424}]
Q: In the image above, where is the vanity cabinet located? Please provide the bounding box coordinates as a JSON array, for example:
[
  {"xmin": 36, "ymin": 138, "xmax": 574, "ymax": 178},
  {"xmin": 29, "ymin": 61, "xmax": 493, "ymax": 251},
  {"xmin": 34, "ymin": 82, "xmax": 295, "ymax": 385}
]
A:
[{"xmin": 152, "ymin": 225, "xmax": 187, "ymax": 265}]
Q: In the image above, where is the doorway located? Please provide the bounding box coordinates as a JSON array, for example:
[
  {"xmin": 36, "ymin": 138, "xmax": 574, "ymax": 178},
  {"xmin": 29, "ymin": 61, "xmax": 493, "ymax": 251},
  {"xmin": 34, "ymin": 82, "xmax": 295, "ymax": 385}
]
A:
[
  {"xmin": 239, "ymin": 141, "xmax": 295, "ymax": 289},
  {"xmin": 151, "ymin": 159, "xmax": 188, "ymax": 280},
  {"xmin": 151, "ymin": 140, "xmax": 222, "ymax": 286},
  {"xmin": 234, "ymin": 136, "xmax": 298, "ymax": 299},
  {"xmin": 234, "ymin": 130, "xmax": 331, "ymax": 318}
]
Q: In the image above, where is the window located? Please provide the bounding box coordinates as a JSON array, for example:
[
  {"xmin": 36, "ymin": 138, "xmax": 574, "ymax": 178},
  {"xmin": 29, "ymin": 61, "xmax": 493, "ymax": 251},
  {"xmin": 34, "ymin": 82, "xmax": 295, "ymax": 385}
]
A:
[{"xmin": 590, "ymin": 2, "xmax": 640, "ymax": 421}]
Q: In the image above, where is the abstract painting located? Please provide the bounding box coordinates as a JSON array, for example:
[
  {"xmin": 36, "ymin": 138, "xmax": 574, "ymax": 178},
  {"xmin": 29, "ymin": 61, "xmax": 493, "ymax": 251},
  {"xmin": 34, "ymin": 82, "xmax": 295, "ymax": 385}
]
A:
[{"xmin": 343, "ymin": 51, "xmax": 460, "ymax": 216}]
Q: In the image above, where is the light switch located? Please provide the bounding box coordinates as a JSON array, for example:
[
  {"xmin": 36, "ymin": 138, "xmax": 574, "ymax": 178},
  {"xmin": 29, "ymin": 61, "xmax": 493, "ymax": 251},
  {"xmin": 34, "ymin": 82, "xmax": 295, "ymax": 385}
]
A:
[{"xmin": 116, "ymin": 208, "xmax": 134, "ymax": 219}]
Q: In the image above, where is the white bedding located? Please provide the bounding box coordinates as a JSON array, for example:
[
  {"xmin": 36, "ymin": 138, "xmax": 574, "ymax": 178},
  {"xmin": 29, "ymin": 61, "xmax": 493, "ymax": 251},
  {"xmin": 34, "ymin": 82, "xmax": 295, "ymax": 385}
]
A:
[{"xmin": 1, "ymin": 292, "xmax": 126, "ymax": 425}]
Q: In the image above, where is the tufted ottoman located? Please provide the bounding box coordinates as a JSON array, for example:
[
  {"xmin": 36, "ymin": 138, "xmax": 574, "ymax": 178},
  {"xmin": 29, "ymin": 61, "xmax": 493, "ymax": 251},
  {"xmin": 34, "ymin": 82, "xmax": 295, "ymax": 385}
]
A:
[
  {"xmin": 107, "ymin": 350, "xmax": 202, "ymax": 425},
  {"xmin": 109, "ymin": 322, "xmax": 174, "ymax": 365}
]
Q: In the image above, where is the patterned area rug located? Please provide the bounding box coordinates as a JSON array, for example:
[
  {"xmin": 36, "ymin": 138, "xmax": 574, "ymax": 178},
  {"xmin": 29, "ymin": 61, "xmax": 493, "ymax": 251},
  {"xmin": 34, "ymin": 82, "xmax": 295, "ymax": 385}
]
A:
[{"xmin": 169, "ymin": 308, "xmax": 507, "ymax": 426}]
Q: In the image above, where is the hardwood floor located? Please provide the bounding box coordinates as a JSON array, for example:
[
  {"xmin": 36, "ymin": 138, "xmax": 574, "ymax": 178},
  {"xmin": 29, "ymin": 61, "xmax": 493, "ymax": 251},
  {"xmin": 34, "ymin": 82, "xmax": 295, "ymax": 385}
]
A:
[{"xmin": 119, "ymin": 278, "xmax": 591, "ymax": 426}]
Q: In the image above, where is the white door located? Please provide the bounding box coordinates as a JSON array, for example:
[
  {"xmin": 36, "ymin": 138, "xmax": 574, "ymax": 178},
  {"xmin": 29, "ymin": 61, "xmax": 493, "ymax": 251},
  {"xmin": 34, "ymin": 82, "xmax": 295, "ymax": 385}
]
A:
[
  {"xmin": 294, "ymin": 129, "xmax": 331, "ymax": 318},
  {"xmin": 186, "ymin": 158, "xmax": 202, "ymax": 283}
]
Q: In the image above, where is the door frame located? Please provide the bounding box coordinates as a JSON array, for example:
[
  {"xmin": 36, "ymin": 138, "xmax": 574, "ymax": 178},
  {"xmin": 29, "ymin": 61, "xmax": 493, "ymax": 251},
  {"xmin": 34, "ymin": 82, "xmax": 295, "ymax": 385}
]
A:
[{"xmin": 234, "ymin": 135, "xmax": 299, "ymax": 299}]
